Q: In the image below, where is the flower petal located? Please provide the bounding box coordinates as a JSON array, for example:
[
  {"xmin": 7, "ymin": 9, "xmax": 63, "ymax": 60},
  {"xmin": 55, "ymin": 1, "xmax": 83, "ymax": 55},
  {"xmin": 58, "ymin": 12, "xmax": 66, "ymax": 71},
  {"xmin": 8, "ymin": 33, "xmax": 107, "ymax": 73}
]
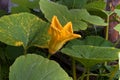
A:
[
  {"xmin": 48, "ymin": 16, "xmax": 81, "ymax": 55},
  {"xmin": 63, "ymin": 22, "xmax": 73, "ymax": 33},
  {"xmin": 52, "ymin": 16, "xmax": 63, "ymax": 30},
  {"xmin": 62, "ymin": 34, "xmax": 81, "ymax": 43},
  {"xmin": 48, "ymin": 16, "xmax": 63, "ymax": 35}
]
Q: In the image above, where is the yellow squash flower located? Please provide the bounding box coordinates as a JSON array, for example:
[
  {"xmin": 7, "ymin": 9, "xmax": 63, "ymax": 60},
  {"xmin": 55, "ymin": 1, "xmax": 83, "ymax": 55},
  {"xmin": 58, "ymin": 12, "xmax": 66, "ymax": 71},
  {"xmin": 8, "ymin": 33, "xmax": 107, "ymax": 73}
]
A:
[{"xmin": 48, "ymin": 16, "xmax": 81, "ymax": 54}]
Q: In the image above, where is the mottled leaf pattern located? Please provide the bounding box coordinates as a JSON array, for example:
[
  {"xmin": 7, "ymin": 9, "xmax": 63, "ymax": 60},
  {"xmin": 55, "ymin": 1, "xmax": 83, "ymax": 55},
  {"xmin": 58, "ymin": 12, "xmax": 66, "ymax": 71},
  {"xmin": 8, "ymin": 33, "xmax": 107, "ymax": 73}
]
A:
[{"xmin": 0, "ymin": 13, "xmax": 50, "ymax": 48}]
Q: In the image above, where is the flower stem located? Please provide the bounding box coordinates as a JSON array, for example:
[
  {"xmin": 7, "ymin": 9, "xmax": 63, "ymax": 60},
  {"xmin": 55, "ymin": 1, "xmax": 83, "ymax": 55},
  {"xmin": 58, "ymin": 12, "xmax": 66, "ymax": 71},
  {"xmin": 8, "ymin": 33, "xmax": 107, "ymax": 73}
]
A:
[
  {"xmin": 105, "ymin": 15, "xmax": 109, "ymax": 40},
  {"xmin": 104, "ymin": 15, "xmax": 110, "ymax": 69},
  {"xmin": 47, "ymin": 54, "xmax": 52, "ymax": 59},
  {"xmin": 72, "ymin": 58, "xmax": 77, "ymax": 80},
  {"xmin": 86, "ymin": 68, "xmax": 90, "ymax": 80},
  {"xmin": 24, "ymin": 47, "xmax": 28, "ymax": 55}
]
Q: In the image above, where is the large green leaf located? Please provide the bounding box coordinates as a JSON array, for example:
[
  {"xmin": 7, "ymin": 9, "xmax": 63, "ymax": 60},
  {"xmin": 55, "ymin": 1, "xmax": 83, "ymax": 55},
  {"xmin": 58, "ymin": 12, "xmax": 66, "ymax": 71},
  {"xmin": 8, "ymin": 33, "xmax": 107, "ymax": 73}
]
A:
[
  {"xmin": 11, "ymin": 0, "xmax": 40, "ymax": 13},
  {"xmin": 66, "ymin": 36, "xmax": 114, "ymax": 47},
  {"xmin": 40, "ymin": 0, "xmax": 71, "ymax": 26},
  {"xmin": 0, "ymin": 13, "xmax": 50, "ymax": 48},
  {"xmin": 12, "ymin": 0, "xmax": 39, "ymax": 8},
  {"xmin": 9, "ymin": 54, "xmax": 72, "ymax": 80},
  {"xmin": 70, "ymin": 9, "xmax": 107, "ymax": 26},
  {"xmin": 39, "ymin": 0, "xmax": 107, "ymax": 30},
  {"xmin": 61, "ymin": 45, "xmax": 120, "ymax": 68},
  {"xmin": 84, "ymin": 1, "xmax": 106, "ymax": 10},
  {"xmin": 57, "ymin": 0, "xmax": 88, "ymax": 9},
  {"xmin": 61, "ymin": 36, "xmax": 117, "ymax": 68}
]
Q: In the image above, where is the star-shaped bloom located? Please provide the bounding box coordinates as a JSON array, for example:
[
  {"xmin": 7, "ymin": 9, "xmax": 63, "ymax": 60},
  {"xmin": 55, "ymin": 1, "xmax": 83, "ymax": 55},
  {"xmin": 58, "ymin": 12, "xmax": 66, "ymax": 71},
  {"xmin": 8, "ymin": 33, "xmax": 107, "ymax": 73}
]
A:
[{"xmin": 48, "ymin": 16, "xmax": 81, "ymax": 54}]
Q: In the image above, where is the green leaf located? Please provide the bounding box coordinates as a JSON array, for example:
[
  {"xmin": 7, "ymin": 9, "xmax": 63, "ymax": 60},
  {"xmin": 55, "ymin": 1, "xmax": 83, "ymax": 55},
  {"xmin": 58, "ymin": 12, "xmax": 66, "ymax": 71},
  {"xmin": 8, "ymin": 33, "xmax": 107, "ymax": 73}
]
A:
[
  {"xmin": 0, "ymin": 13, "xmax": 50, "ymax": 49},
  {"xmin": 66, "ymin": 36, "xmax": 114, "ymax": 47},
  {"xmin": 40, "ymin": 0, "xmax": 71, "ymax": 26},
  {"xmin": 70, "ymin": 9, "xmax": 107, "ymax": 26},
  {"xmin": 115, "ymin": 9, "xmax": 120, "ymax": 17},
  {"xmin": 84, "ymin": 1, "xmax": 106, "ymax": 10},
  {"xmin": 114, "ymin": 24, "xmax": 120, "ymax": 33},
  {"xmin": 61, "ymin": 36, "xmax": 116, "ymax": 68},
  {"xmin": 11, "ymin": 0, "xmax": 40, "ymax": 13},
  {"xmin": 61, "ymin": 45, "xmax": 119, "ymax": 68},
  {"xmin": 69, "ymin": 10, "xmax": 88, "ymax": 30},
  {"xmin": 40, "ymin": 0, "xmax": 84, "ymax": 31},
  {"xmin": 39, "ymin": 0, "xmax": 107, "ymax": 31},
  {"xmin": 57, "ymin": 0, "xmax": 88, "ymax": 9},
  {"xmin": 11, "ymin": 0, "xmax": 39, "ymax": 9},
  {"xmin": 84, "ymin": 1, "xmax": 114, "ymax": 17},
  {"xmin": 9, "ymin": 54, "xmax": 72, "ymax": 80}
]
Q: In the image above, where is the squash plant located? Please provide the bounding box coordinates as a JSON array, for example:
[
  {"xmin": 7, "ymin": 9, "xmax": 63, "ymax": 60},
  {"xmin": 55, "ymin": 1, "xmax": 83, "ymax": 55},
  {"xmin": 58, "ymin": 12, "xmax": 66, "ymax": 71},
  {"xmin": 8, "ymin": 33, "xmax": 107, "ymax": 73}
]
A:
[{"xmin": 0, "ymin": 0, "xmax": 120, "ymax": 80}]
